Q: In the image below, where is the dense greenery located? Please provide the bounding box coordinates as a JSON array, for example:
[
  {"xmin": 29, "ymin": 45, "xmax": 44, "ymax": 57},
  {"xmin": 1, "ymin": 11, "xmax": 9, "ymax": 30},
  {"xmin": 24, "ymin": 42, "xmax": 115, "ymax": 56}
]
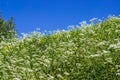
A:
[
  {"xmin": 0, "ymin": 17, "xmax": 120, "ymax": 80},
  {"xmin": 0, "ymin": 17, "xmax": 17, "ymax": 42}
]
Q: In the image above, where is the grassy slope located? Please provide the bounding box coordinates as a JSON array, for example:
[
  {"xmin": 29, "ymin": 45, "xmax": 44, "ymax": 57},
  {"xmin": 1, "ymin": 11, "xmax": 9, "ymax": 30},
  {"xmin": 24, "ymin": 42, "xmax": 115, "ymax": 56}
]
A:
[{"xmin": 0, "ymin": 17, "xmax": 120, "ymax": 79}]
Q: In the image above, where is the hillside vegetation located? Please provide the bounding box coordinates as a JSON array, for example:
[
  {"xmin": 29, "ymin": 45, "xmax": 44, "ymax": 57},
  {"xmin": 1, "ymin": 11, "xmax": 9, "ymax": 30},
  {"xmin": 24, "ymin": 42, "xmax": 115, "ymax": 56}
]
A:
[{"xmin": 0, "ymin": 17, "xmax": 120, "ymax": 80}]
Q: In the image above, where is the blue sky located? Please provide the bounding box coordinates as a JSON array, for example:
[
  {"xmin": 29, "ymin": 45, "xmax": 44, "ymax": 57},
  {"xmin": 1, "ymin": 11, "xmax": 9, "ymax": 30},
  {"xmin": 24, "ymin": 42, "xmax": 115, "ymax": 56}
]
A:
[{"xmin": 0, "ymin": 0, "xmax": 120, "ymax": 34}]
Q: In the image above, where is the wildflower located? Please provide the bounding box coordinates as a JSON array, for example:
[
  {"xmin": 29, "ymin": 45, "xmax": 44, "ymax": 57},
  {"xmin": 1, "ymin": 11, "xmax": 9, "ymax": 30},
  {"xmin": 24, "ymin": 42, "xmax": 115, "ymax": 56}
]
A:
[
  {"xmin": 39, "ymin": 75, "xmax": 44, "ymax": 79},
  {"xmin": 115, "ymin": 30, "xmax": 120, "ymax": 33},
  {"xmin": 14, "ymin": 78, "xmax": 20, "ymax": 80},
  {"xmin": 57, "ymin": 68, "xmax": 61, "ymax": 71},
  {"xmin": 76, "ymin": 63, "xmax": 82, "ymax": 67},
  {"xmin": 1, "ymin": 35, "xmax": 5, "ymax": 39},
  {"xmin": 117, "ymin": 69, "xmax": 120, "ymax": 73},
  {"xmin": 108, "ymin": 42, "xmax": 120, "ymax": 49},
  {"xmin": 88, "ymin": 29, "xmax": 95, "ymax": 34},
  {"xmin": 48, "ymin": 75, "xmax": 54, "ymax": 80},
  {"xmin": 105, "ymin": 58, "xmax": 113, "ymax": 64},
  {"xmin": 116, "ymin": 65, "xmax": 120, "ymax": 69},
  {"xmin": 89, "ymin": 18, "xmax": 98, "ymax": 22},
  {"xmin": 65, "ymin": 51, "xmax": 73, "ymax": 55},
  {"xmin": 79, "ymin": 21, "xmax": 88, "ymax": 27},
  {"xmin": 57, "ymin": 74, "xmax": 63, "ymax": 79},
  {"xmin": 116, "ymin": 73, "xmax": 120, "ymax": 76},
  {"xmin": 64, "ymin": 72, "xmax": 69, "ymax": 76},
  {"xmin": 44, "ymin": 59, "xmax": 50, "ymax": 64},
  {"xmin": 89, "ymin": 54, "xmax": 101, "ymax": 58},
  {"xmin": 97, "ymin": 41, "xmax": 107, "ymax": 46},
  {"xmin": 102, "ymin": 50, "xmax": 110, "ymax": 54}
]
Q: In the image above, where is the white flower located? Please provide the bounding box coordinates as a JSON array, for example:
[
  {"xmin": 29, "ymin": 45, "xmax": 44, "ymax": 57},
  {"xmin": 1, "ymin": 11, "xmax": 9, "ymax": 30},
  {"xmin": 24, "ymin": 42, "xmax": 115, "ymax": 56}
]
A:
[
  {"xmin": 65, "ymin": 51, "xmax": 74, "ymax": 55},
  {"xmin": 44, "ymin": 59, "xmax": 50, "ymax": 64},
  {"xmin": 1, "ymin": 35, "xmax": 5, "ymax": 39},
  {"xmin": 57, "ymin": 74, "xmax": 63, "ymax": 78},
  {"xmin": 88, "ymin": 29, "xmax": 95, "ymax": 34},
  {"xmin": 89, "ymin": 54, "xmax": 101, "ymax": 58},
  {"xmin": 79, "ymin": 21, "xmax": 88, "ymax": 27},
  {"xmin": 102, "ymin": 50, "xmax": 110, "ymax": 54},
  {"xmin": 48, "ymin": 75, "xmax": 54, "ymax": 80},
  {"xmin": 89, "ymin": 18, "xmax": 98, "ymax": 22},
  {"xmin": 39, "ymin": 75, "xmax": 44, "ymax": 79},
  {"xmin": 108, "ymin": 42, "xmax": 120, "ymax": 49},
  {"xmin": 115, "ymin": 30, "xmax": 120, "ymax": 33},
  {"xmin": 97, "ymin": 41, "xmax": 107, "ymax": 46},
  {"xmin": 105, "ymin": 58, "xmax": 112, "ymax": 63},
  {"xmin": 64, "ymin": 72, "xmax": 69, "ymax": 76},
  {"xmin": 14, "ymin": 78, "xmax": 20, "ymax": 80},
  {"xmin": 117, "ymin": 69, "xmax": 120, "ymax": 73},
  {"xmin": 116, "ymin": 65, "xmax": 120, "ymax": 69},
  {"xmin": 116, "ymin": 73, "xmax": 120, "ymax": 76}
]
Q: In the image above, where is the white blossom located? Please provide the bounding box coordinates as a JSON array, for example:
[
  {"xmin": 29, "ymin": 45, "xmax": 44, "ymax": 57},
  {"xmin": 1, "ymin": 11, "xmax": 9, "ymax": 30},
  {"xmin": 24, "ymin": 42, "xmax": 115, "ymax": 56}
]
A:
[{"xmin": 64, "ymin": 72, "xmax": 69, "ymax": 76}]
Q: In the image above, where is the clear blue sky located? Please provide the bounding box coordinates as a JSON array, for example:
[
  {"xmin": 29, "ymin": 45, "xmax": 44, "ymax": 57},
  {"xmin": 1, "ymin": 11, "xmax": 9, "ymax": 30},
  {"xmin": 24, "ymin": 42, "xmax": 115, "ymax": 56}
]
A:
[{"xmin": 0, "ymin": 0, "xmax": 120, "ymax": 34}]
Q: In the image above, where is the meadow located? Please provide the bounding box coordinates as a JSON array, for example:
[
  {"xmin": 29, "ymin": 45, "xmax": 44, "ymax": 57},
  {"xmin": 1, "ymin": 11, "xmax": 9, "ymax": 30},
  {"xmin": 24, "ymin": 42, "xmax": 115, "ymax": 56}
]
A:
[{"xmin": 0, "ymin": 16, "xmax": 120, "ymax": 80}]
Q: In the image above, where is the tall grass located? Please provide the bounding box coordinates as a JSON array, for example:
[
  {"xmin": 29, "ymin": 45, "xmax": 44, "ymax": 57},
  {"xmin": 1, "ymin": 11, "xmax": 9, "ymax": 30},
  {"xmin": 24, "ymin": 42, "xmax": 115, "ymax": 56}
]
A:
[{"xmin": 0, "ymin": 17, "xmax": 120, "ymax": 80}]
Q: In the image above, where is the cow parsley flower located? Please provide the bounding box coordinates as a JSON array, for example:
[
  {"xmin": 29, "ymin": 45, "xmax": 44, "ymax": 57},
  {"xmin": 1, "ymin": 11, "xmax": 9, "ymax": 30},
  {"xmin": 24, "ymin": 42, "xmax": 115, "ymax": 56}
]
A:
[
  {"xmin": 79, "ymin": 21, "xmax": 88, "ymax": 27},
  {"xmin": 48, "ymin": 75, "xmax": 54, "ymax": 80},
  {"xmin": 57, "ymin": 74, "xmax": 63, "ymax": 79},
  {"xmin": 64, "ymin": 72, "xmax": 69, "ymax": 76},
  {"xmin": 116, "ymin": 73, "xmax": 120, "ymax": 76},
  {"xmin": 109, "ymin": 42, "xmax": 120, "ymax": 49},
  {"xmin": 14, "ymin": 78, "xmax": 20, "ymax": 80},
  {"xmin": 89, "ymin": 54, "xmax": 101, "ymax": 58}
]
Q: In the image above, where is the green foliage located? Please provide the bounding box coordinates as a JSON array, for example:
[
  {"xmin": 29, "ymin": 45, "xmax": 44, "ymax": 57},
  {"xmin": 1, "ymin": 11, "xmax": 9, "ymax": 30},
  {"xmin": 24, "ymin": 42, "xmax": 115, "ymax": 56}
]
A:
[
  {"xmin": 0, "ymin": 17, "xmax": 120, "ymax": 79},
  {"xmin": 0, "ymin": 16, "xmax": 17, "ymax": 41}
]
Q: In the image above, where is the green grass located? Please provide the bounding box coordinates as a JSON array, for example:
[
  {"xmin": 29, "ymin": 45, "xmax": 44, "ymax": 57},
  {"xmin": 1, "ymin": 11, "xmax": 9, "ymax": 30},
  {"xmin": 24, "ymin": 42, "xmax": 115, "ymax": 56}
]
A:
[{"xmin": 0, "ymin": 17, "xmax": 120, "ymax": 80}]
